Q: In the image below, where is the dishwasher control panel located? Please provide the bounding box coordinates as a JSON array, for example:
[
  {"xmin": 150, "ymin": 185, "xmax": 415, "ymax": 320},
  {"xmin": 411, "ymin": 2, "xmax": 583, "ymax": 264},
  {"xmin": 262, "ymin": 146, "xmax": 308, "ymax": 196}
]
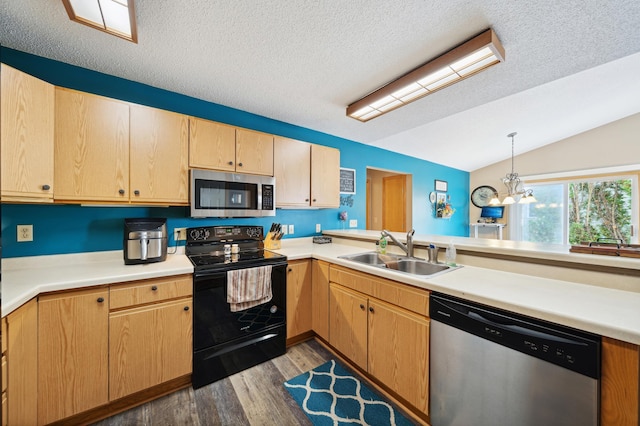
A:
[{"xmin": 430, "ymin": 293, "xmax": 601, "ymax": 379}]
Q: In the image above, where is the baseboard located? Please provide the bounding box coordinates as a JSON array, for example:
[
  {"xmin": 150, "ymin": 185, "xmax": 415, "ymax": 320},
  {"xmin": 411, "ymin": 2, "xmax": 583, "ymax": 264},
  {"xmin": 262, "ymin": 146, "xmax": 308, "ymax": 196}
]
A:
[
  {"xmin": 286, "ymin": 330, "xmax": 316, "ymax": 347},
  {"xmin": 47, "ymin": 375, "xmax": 192, "ymax": 426}
]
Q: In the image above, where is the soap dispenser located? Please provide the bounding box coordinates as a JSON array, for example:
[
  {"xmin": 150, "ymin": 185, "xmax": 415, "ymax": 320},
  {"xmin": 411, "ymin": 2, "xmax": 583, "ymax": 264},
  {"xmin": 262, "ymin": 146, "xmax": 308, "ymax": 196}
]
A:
[
  {"xmin": 379, "ymin": 233, "xmax": 388, "ymax": 254},
  {"xmin": 445, "ymin": 240, "xmax": 457, "ymax": 266}
]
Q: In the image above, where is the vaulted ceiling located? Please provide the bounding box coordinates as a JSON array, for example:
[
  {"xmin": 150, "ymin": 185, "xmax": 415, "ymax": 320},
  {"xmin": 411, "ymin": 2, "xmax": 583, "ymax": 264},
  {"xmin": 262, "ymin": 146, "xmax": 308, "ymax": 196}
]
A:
[{"xmin": 2, "ymin": 0, "xmax": 640, "ymax": 171}]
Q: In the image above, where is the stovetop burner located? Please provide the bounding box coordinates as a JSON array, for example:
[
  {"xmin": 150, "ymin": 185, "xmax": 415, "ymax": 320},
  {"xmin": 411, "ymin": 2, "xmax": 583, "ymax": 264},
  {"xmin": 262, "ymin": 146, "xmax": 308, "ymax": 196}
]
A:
[{"xmin": 185, "ymin": 225, "xmax": 287, "ymax": 272}]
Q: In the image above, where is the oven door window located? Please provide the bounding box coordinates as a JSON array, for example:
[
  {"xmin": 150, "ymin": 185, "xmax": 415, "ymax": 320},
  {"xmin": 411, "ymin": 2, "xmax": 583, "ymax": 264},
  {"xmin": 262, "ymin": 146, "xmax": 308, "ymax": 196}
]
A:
[
  {"xmin": 194, "ymin": 179, "xmax": 258, "ymax": 210},
  {"xmin": 193, "ymin": 267, "xmax": 286, "ymax": 351}
]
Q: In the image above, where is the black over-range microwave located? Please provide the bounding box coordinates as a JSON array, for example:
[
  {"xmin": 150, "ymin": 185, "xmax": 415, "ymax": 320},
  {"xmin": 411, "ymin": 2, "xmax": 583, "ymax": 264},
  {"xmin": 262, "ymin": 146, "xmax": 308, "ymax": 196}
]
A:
[{"xmin": 190, "ymin": 169, "xmax": 276, "ymax": 218}]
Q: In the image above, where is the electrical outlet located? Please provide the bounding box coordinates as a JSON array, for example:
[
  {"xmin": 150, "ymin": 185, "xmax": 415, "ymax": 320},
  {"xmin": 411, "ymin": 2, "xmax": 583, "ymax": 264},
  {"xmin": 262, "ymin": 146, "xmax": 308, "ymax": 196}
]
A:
[
  {"xmin": 17, "ymin": 224, "xmax": 34, "ymax": 242},
  {"xmin": 282, "ymin": 224, "xmax": 288, "ymax": 235},
  {"xmin": 349, "ymin": 219, "xmax": 358, "ymax": 228},
  {"xmin": 174, "ymin": 227, "xmax": 187, "ymax": 241},
  {"xmin": 316, "ymin": 223, "xmax": 321, "ymax": 233},
  {"xmin": 288, "ymin": 224, "xmax": 294, "ymax": 235}
]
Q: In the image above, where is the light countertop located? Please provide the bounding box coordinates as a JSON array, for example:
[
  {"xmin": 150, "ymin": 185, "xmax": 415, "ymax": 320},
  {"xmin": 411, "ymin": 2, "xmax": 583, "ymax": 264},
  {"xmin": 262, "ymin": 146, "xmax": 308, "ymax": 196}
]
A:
[
  {"xmin": 323, "ymin": 229, "xmax": 640, "ymax": 272},
  {"xmin": 2, "ymin": 249, "xmax": 193, "ymax": 316},
  {"xmin": 2, "ymin": 236, "xmax": 639, "ymax": 346}
]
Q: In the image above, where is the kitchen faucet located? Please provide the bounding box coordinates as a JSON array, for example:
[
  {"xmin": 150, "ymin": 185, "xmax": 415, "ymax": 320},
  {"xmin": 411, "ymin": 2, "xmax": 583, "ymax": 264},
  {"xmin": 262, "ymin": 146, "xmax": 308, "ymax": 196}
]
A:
[{"xmin": 381, "ymin": 229, "xmax": 415, "ymax": 258}]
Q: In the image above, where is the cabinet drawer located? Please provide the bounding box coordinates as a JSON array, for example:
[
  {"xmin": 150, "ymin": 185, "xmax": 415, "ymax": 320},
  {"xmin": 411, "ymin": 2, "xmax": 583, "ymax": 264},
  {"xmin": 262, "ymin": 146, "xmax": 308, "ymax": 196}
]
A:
[
  {"xmin": 110, "ymin": 275, "xmax": 192, "ymax": 310},
  {"xmin": 330, "ymin": 265, "xmax": 429, "ymax": 316},
  {"xmin": 370, "ymin": 279, "xmax": 429, "ymax": 317},
  {"xmin": 329, "ymin": 265, "xmax": 374, "ymax": 295}
]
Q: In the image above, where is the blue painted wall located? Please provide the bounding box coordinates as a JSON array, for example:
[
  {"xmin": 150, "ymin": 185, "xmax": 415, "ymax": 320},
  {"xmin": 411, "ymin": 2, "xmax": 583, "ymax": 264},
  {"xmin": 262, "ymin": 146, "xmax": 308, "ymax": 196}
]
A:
[{"xmin": 0, "ymin": 47, "xmax": 469, "ymax": 258}]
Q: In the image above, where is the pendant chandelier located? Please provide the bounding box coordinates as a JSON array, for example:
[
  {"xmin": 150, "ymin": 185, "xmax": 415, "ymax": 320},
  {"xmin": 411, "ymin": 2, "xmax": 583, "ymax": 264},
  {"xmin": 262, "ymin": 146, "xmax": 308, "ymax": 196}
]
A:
[{"xmin": 488, "ymin": 132, "xmax": 536, "ymax": 205}]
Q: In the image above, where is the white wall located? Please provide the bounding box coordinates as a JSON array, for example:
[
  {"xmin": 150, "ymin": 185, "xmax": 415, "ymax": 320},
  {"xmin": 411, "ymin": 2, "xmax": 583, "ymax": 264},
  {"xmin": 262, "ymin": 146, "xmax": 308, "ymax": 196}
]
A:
[{"xmin": 470, "ymin": 112, "xmax": 640, "ymax": 239}]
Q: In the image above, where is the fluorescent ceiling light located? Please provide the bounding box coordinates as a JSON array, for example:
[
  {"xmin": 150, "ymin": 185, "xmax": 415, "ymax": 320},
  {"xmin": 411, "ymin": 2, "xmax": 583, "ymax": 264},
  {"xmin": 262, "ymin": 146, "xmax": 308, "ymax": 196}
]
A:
[
  {"xmin": 62, "ymin": 0, "xmax": 137, "ymax": 43},
  {"xmin": 347, "ymin": 28, "xmax": 505, "ymax": 122}
]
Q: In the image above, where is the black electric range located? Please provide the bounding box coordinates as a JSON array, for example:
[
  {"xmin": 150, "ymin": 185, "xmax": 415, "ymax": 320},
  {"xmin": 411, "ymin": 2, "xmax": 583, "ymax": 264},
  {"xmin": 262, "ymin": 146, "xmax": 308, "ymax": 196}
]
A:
[{"xmin": 185, "ymin": 225, "xmax": 288, "ymax": 389}]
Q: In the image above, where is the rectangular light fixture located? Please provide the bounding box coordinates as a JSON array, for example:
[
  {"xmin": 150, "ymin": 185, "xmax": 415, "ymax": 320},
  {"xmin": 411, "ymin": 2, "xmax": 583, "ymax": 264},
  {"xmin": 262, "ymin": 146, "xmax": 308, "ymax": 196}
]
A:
[
  {"xmin": 347, "ymin": 28, "xmax": 505, "ymax": 122},
  {"xmin": 62, "ymin": 0, "xmax": 137, "ymax": 43}
]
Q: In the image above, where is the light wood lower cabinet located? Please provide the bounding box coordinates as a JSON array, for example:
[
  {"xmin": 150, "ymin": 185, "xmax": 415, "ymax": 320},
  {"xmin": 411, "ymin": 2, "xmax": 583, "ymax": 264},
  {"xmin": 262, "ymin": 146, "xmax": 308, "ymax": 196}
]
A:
[
  {"xmin": 286, "ymin": 259, "xmax": 312, "ymax": 339},
  {"xmin": 367, "ymin": 298, "xmax": 429, "ymax": 413},
  {"xmin": 6, "ymin": 299, "xmax": 38, "ymax": 426},
  {"xmin": 329, "ymin": 283, "xmax": 368, "ymax": 369},
  {"xmin": 38, "ymin": 287, "xmax": 109, "ymax": 425},
  {"xmin": 109, "ymin": 275, "xmax": 192, "ymax": 400},
  {"xmin": 311, "ymin": 259, "xmax": 330, "ymax": 341},
  {"xmin": 109, "ymin": 299, "xmax": 192, "ymax": 399},
  {"xmin": 328, "ymin": 265, "xmax": 430, "ymax": 415}
]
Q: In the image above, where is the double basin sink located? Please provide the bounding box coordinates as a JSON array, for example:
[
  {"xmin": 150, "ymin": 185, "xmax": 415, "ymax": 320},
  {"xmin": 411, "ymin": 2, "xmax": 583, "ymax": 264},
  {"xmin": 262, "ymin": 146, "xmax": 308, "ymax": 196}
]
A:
[{"xmin": 337, "ymin": 251, "xmax": 459, "ymax": 277}]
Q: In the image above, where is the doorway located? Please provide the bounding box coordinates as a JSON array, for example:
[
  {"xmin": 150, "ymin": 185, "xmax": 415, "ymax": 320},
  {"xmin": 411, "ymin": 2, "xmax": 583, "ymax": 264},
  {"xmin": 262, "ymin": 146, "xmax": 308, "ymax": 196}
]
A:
[{"xmin": 366, "ymin": 168, "xmax": 412, "ymax": 232}]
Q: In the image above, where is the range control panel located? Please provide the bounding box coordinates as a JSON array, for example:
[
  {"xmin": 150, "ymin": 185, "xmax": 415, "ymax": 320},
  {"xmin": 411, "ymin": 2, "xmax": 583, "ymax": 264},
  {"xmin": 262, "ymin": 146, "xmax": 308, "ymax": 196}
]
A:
[{"xmin": 187, "ymin": 225, "xmax": 263, "ymax": 243}]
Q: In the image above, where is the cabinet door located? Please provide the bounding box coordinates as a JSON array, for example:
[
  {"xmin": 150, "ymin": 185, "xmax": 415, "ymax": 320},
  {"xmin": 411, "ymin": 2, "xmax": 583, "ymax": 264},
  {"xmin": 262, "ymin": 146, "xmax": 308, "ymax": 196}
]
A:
[
  {"xmin": 1, "ymin": 64, "xmax": 54, "ymax": 202},
  {"xmin": 130, "ymin": 105, "xmax": 189, "ymax": 204},
  {"xmin": 38, "ymin": 288, "xmax": 109, "ymax": 425},
  {"xmin": 188, "ymin": 117, "xmax": 236, "ymax": 171},
  {"xmin": 274, "ymin": 136, "xmax": 311, "ymax": 207},
  {"xmin": 368, "ymin": 299, "xmax": 429, "ymax": 414},
  {"xmin": 329, "ymin": 283, "xmax": 368, "ymax": 370},
  {"xmin": 6, "ymin": 299, "xmax": 38, "ymax": 426},
  {"xmin": 310, "ymin": 144, "xmax": 340, "ymax": 207},
  {"xmin": 109, "ymin": 299, "xmax": 192, "ymax": 399},
  {"xmin": 286, "ymin": 260, "xmax": 312, "ymax": 339},
  {"xmin": 311, "ymin": 259, "xmax": 330, "ymax": 341},
  {"xmin": 236, "ymin": 128, "xmax": 274, "ymax": 176},
  {"xmin": 54, "ymin": 88, "xmax": 129, "ymax": 202}
]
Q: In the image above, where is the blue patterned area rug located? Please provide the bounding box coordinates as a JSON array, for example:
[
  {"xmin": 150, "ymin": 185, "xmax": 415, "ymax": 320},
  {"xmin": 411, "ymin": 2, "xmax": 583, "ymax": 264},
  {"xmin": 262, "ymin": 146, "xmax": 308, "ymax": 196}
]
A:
[{"xmin": 284, "ymin": 359, "xmax": 414, "ymax": 426}]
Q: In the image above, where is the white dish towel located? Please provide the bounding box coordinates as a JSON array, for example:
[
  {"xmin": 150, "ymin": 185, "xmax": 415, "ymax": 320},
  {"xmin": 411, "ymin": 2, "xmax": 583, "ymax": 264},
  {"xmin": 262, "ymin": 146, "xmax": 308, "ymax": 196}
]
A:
[{"xmin": 226, "ymin": 265, "xmax": 273, "ymax": 312}]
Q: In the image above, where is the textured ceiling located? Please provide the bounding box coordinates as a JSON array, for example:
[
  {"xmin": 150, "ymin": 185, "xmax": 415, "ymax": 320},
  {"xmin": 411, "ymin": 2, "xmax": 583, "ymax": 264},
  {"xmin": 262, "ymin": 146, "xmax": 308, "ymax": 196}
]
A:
[{"xmin": 2, "ymin": 0, "xmax": 640, "ymax": 171}]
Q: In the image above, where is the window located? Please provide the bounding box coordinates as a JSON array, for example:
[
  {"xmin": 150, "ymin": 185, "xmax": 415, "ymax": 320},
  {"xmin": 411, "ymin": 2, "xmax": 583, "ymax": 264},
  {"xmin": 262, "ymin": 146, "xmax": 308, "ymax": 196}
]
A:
[{"xmin": 510, "ymin": 174, "xmax": 638, "ymax": 245}]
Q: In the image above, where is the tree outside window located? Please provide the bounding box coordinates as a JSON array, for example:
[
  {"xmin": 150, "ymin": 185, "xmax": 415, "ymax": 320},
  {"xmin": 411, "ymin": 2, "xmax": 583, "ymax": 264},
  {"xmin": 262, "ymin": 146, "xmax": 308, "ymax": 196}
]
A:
[{"xmin": 511, "ymin": 176, "xmax": 636, "ymax": 245}]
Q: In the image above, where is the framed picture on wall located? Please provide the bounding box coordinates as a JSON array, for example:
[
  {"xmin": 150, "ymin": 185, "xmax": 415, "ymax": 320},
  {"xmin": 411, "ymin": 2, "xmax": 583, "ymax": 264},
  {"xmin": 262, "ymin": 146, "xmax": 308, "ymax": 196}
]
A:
[
  {"xmin": 340, "ymin": 168, "xmax": 356, "ymax": 194},
  {"xmin": 435, "ymin": 179, "xmax": 448, "ymax": 192}
]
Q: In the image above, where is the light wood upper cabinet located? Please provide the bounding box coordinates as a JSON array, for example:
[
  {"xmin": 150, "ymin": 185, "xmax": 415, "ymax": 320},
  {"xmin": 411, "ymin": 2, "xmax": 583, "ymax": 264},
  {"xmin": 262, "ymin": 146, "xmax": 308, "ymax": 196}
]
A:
[
  {"xmin": 1, "ymin": 64, "xmax": 55, "ymax": 202},
  {"xmin": 235, "ymin": 128, "xmax": 274, "ymax": 176},
  {"xmin": 311, "ymin": 144, "xmax": 340, "ymax": 207},
  {"xmin": 311, "ymin": 259, "xmax": 330, "ymax": 341},
  {"xmin": 274, "ymin": 137, "xmax": 340, "ymax": 208},
  {"xmin": 6, "ymin": 298, "xmax": 38, "ymax": 426},
  {"xmin": 274, "ymin": 136, "xmax": 311, "ymax": 206},
  {"xmin": 189, "ymin": 118, "xmax": 274, "ymax": 176},
  {"xmin": 286, "ymin": 259, "xmax": 313, "ymax": 339},
  {"xmin": 130, "ymin": 105, "xmax": 189, "ymax": 204},
  {"xmin": 54, "ymin": 88, "xmax": 130, "ymax": 202},
  {"xmin": 38, "ymin": 287, "xmax": 109, "ymax": 425},
  {"xmin": 189, "ymin": 117, "xmax": 236, "ymax": 171}
]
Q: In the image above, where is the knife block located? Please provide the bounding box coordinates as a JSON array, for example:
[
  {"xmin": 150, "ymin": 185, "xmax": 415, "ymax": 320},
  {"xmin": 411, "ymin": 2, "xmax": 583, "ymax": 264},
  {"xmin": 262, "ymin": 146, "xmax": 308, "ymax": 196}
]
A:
[{"xmin": 264, "ymin": 233, "xmax": 281, "ymax": 250}]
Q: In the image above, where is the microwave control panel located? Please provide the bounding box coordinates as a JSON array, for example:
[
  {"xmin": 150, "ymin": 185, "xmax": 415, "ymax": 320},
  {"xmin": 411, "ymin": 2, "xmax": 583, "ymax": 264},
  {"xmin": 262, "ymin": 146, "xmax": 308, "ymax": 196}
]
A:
[{"xmin": 262, "ymin": 184, "xmax": 274, "ymax": 210}]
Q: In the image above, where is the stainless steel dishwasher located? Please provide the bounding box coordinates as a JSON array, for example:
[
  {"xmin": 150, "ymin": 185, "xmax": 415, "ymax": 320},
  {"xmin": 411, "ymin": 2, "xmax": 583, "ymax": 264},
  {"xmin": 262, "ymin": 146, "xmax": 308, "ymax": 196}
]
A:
[{"xmin": 430, "ymin": 293, "xmax": 600, "ymax": 426}]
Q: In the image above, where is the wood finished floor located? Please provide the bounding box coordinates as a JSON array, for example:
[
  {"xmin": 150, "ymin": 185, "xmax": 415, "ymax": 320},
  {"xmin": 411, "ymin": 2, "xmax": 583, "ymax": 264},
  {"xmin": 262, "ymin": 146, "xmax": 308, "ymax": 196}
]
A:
[{"xmin": 92, "ymin": 339, "xmax": 332, "ymax": 426}]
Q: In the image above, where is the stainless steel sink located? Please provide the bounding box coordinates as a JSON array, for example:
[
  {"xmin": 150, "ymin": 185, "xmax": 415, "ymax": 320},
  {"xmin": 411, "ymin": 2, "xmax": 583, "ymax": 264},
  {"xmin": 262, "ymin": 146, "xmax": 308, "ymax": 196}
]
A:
[{"xmin": 338, "ymin": 251, "xmax": 459, "ymax": 277}]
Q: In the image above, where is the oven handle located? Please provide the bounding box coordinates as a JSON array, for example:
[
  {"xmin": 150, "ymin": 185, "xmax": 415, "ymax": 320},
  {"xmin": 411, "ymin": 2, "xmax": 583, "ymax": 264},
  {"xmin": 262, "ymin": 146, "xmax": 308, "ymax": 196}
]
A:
[
  {"xmin": 202, "ymin": 333, "xmax": 280, "ymax": 360},
  {"xmin": 194, "ymin": 260, "xmax": 288, "ymax": 279}
]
